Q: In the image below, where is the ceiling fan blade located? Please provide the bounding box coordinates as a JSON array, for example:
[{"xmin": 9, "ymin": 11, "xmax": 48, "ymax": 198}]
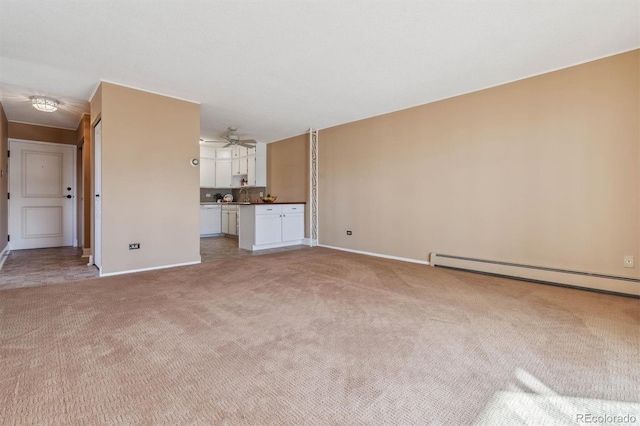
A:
[
  {"xmin": 239, "ymin": 139, "xmax": 257, "ymax": 144},
  {"xmin": 223, "ymin": 142, "xmax": 232, "ymax": 148},
  {"xmin": 238, "ymin": 142, "xmax": 255, "ymax": 148}
]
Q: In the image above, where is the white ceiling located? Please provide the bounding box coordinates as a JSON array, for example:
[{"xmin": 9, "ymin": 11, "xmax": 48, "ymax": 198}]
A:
[{"xmin": 0, "ymin": 0, "xmax": 638, "ymax": 141}]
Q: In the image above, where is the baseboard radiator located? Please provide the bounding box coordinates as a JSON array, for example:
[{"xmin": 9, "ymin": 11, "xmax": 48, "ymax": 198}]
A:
[{"xmin": 429, "ymin": 253, "xmax": 640, "ymax": 297}]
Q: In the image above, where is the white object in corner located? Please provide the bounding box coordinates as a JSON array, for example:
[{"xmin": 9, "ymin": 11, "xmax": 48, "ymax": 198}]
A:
[
  {"xmin": 0, "ymin": 244, "xmax": 10, "ymax": 271},
  {"xmin": 303, "ymin": 238, "xmax": 318, "ymax": 247}
]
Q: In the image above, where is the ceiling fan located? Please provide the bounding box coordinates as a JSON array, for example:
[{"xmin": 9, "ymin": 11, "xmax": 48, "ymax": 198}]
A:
[{"xmin": 222, "ymin": 127, "xmax": 256, "ymax": 148}]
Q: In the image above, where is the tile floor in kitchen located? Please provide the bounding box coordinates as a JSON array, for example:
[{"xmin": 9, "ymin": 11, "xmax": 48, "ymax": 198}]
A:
[{"xmin": 0, "ymin": 237, "xmax": 308, "ymax": 291}]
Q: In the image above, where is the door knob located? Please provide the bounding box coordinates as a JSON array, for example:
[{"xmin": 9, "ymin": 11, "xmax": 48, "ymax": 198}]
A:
[
  {"xmin": 65, "ymin": 195, "xmax": 72, "ymax": 198},
  {"xmin": 67, "ymin": 187, "xmax": 72, "ymax": 191}
]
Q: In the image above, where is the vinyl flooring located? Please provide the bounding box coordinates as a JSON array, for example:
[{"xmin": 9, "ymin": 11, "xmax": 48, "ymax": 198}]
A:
[{"xmin": 0, "ymin": 237, "xmax": 308, "ymax": 290}]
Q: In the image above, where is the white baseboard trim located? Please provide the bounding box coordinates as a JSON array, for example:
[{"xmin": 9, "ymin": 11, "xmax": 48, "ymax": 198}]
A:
[
  {"xmin": 0, "ymin": 243, "xmax": 10, "ymax": 271},
  {"xmin": 251, "ymin": 240, "xmax": 305, "ymax": 251},
  {"xmin": 87, "ymin": 255, "xmax": 93, "ymax": 266},
  {"xmin": 318, "ymin": 245, "xmax": 430, "ymax": 265},
  {"xmin": 99, "ymin": 260, "xmax": 201, "ymax": 277},
  {"xmin": 303, "ymin": 238, "xmax": 318, "ymax": 247}
]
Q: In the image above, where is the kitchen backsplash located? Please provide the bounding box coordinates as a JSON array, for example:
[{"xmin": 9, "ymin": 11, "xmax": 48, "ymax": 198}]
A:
[{"xmin": 200, "ymin": 187, "xmax": 266, "ymax": 203}]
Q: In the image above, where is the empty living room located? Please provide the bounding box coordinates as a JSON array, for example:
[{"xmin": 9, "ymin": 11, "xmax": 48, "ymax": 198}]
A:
[{"xmin": 0, "ymin": 1, "xmax": 638, "ymax": 425}]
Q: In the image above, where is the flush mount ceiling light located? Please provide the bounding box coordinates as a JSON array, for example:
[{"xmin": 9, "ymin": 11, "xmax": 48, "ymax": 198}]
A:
[{"xmin": 30, "ymin": 96, "xmax": 59, "ymax": 112}]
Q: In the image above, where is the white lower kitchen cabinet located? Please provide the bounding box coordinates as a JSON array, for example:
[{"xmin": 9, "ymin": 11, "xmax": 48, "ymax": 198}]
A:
[
  {"xmin": 281, "ymin": 212, "xmax": 304, "ymax": 241},
  {"xmin": 239, "ymin": 204, "xmax": 305, "ymax": 250},
  {"xmin": 221, "ymin": 205, "xmax": 238, "ymax": 236},
  {"xmin": 255, "ymin": 214, "xmax": 282, "ymax": 245},
  {"xmin": 200, "ymin": 205, "xmax": 221, "ymax": 236}
]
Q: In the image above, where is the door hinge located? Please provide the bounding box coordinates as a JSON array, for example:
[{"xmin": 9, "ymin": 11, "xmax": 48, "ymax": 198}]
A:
[
  {"xmin": 7, "ymin": 150, "xmax": 9, "ymax": 158},
  {"xmin": 7, "ymin": 235, "xmax": 9, "ymax": 242},
  {"xmin": 6, "ymin": 193, "xmax": 9, "ymax": 200}
]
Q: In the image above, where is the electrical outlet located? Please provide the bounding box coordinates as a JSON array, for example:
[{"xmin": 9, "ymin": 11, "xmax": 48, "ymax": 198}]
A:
[
  {"xmin": 346, "ymin": 231, "xmax": 352, "ymax": 235},
  {"xmin": 259, "ymin": 191, "xmax": 264, "ymax": 197},
  {"xmin": 129, "ymin": 243, "xmax": 141, "ymax": 250},
  {"xmin": 205, "ymin": 193, "xmax": 212, "ymax": 198},
  {"xmin": 624, "ymin": 255, "xmax": 634, "ymax": 268}
]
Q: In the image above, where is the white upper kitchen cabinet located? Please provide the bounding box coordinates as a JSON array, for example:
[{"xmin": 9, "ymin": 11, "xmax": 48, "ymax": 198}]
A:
[
  {"xmin": 232, "ymin": 157, "xmax": 248, "ymax": 177},
  {"xmin": 199, "ymin": 146, "xmax": 233, "ymax": 188},
  {"xmin": 232, "ymin": 145, "xmax": 248, "ymax": 158},
  {"xmin": 200, "ymin": 146, "xmax": 216, "ymax": 187},
  {"xmin": 247, "ymin": 155, "xmax": 256, "ymax": 186},
  {"xmin": 239, "ymin": 156, "xmax": 248, "ymax": 175},
  {"xmin": 200, "ymin": 146, "xmax": 216, "ymax": 159},
  {"xmin": 231, "ymin": 158, "xmax": 240, "ymax": 176},
  {"xmin": 216, "ymin": 148, "xmax": 232, "ymax": 159},
  {"xmin": 244, "ymin": 143, "xmax": 266, "ymax": 187},
  {"xmin": 200, "ymin": 158, "xmax": 216, "ymax": 187},
  {"xmin": 216, "ymin": 160, "xmax": 232, "ymax": 187},
  {"xmin": 200, "ymin": 144, "xmax": 265, "ymax": 188}
]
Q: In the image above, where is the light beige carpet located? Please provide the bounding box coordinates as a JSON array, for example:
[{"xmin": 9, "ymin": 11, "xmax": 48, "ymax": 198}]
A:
[{"xmin": 0, "ymin": 247, "xmax": 638, "ymax": 425}]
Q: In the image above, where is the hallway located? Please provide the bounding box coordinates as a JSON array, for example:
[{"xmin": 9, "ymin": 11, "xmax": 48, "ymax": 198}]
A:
[{"xmin": 0, "ymin": 247, "xmax": 98, "ymax": 291}]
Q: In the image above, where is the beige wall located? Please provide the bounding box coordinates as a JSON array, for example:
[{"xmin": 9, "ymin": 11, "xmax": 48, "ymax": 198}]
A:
[
  {"xmin": 319, "ymin": 49, "xmax": 639, "ymax": 279},
  {"xmin": 93, "ymin": 82, "xmax": 201, "ymax": 274},
  {"xmin": 0, "ymin": 102, "xmax": 8, "ymax": 251},
  {"xmin": 267, "ymin": 133, "xmax": 310, "ymax": 237},
  {"xmin": 8, "ymin": 122, "xmax": 76, "ymax": 145}
]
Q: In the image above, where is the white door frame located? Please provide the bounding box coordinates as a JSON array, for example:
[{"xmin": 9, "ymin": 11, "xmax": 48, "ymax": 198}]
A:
[
  {"xmin": 79, "ymin": 144, "xmax": 84, "ymax": 247},
  {"xmin": 8, "ymin": 138, "xmax": 77, "ymax": 249},
  {"xmin": 93, "ymin": 120, "xmax": 102, "ymax": 270}
]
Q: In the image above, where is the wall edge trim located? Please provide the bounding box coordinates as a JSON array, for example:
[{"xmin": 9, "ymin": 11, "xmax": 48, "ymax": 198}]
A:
[
  {"xmin": 317, "ymin": 47, "xmax": 640, "ymax": 133},
  {"xmin": 8, "ymin": 120, "xmax": 77, "ymax": 131},
  {"xmin": 318, "ymin": 244, "xmax": 430, "ymax": 265},
  {"xmin": 100, "ymin": 80, "xmax": 201, "ymax": 105},
  {"xmin": 99, "ymin": 260, "xmax": 201, "ymax": 277}
]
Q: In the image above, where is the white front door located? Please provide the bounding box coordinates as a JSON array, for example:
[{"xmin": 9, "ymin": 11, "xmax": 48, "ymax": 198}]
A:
[
  {"xmin": 8, "ymin": 140, "xmax": 75, "ymax": 250},
  {"xmin": 94, "ymin": 120, "xmax": 102, "ymax": 269}
]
